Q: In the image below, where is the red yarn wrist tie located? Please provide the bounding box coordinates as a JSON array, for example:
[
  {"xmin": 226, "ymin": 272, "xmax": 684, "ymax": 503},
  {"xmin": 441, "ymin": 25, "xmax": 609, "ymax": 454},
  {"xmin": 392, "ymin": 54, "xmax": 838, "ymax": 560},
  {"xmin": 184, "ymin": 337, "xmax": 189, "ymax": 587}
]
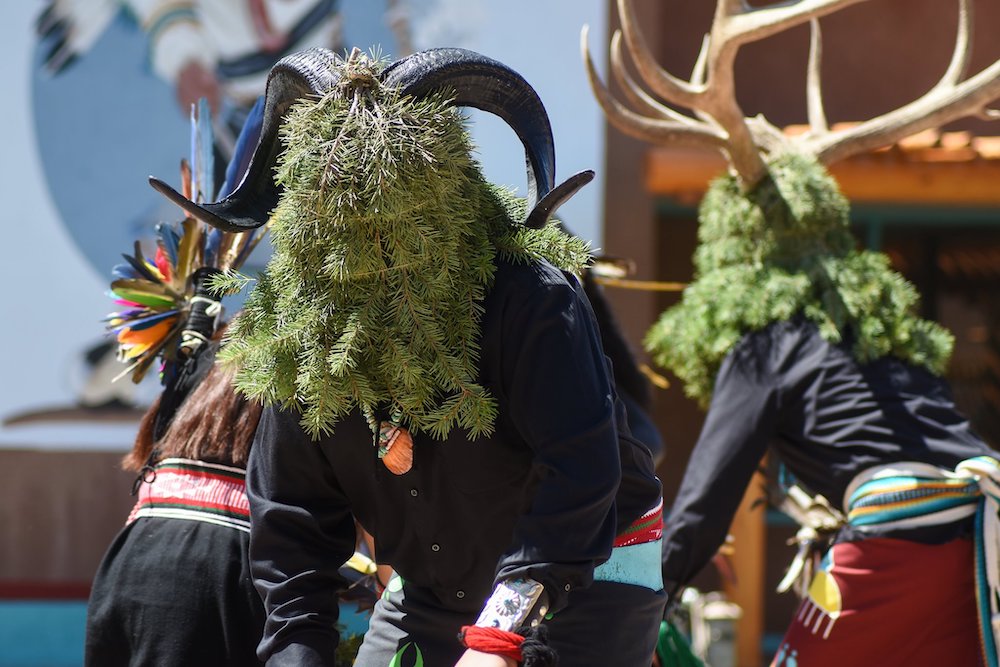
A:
[{"xmin": 460, "ymin": 625, "xmax": 524, "ymax": 663}]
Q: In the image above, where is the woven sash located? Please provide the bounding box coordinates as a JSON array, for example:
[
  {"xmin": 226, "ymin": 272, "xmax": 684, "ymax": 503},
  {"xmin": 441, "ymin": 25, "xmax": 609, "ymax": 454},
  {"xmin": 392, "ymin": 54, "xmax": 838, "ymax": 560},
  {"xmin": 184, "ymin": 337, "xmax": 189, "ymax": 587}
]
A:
[
  {"xmin": 127, "ymin": 457, "xmax": 251, "ymax": 533},
  {"xmin": 844, "ymin": 457, "xmax": 1000, "ymax": 667},
  {"xmin": 613, "ymin": 499, "xmax": 663, "ymax": 548},
  {"xmin": 594, "ymin": 499, "xmax": 664, "ymax": 591}
]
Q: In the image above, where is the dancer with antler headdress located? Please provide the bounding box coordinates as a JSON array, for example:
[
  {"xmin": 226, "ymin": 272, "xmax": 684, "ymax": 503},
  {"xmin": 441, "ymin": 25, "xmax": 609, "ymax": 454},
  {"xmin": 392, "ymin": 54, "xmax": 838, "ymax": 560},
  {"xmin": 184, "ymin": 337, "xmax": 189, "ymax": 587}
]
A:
[
  {"xmin": 149, "ymin": 47, "xmax": 666, "ymax": 666},
  {"xmin": 585, "ymin": 1, "xmax": 1000, "ymax": 665}
]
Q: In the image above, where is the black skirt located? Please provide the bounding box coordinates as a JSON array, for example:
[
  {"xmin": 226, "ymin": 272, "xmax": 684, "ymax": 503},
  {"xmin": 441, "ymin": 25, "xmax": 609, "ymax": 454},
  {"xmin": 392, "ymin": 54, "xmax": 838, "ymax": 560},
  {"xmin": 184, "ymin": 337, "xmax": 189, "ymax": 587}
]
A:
[{"xmin": 85, "ymin": 516, "xmax": 265, "ymax": 666}]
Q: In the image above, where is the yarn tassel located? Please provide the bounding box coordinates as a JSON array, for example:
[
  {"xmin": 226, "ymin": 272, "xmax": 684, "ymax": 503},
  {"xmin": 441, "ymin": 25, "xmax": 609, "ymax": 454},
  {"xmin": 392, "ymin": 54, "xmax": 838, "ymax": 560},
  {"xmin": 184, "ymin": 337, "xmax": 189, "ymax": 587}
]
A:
[{"xmin": 515, "ymin": 625, "xmax": 558, "ymax": 667}]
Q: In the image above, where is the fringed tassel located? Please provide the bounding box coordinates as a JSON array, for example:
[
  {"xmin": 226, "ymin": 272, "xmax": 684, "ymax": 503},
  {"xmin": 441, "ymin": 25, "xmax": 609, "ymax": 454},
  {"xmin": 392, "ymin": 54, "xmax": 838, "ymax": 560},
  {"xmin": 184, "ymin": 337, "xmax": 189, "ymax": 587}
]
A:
[{"xmin": 515, "ymin": 625, "xmax": 558, "ymax": 667}]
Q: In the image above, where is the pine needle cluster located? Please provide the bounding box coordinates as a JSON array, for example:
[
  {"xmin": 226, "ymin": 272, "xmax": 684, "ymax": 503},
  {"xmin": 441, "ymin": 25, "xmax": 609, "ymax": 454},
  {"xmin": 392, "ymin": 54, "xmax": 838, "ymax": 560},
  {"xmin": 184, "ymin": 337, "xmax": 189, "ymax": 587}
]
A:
[
  {"xmin": 219, "ymin": 53, "xmax": 590, "ymax": 439},
  {"xmin": 645, "ymin": 152, "xmax": 954, "ymax": 407}
]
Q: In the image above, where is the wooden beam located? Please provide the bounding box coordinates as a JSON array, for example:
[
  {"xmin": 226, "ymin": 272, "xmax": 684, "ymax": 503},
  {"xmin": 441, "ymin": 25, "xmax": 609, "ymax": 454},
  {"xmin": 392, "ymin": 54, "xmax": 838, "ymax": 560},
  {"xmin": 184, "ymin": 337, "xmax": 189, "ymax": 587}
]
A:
[
  {"xmin": 722, "ymin": 467, "xmax": 767, "ymax": 667},
  {"xmin": 645, "ymin": 146, "xmax": 1000, "ymax": 207},
  {"xmin": 644, "ymin": 148, "xmax": 727, "ymax": 206}
]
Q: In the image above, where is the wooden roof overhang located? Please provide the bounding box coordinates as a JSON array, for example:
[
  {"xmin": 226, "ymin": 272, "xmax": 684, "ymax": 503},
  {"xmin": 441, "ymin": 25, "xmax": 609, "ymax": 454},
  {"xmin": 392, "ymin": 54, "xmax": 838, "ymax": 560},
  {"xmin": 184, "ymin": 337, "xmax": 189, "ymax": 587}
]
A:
[{"xmin": 644, "ymin": 127, "xmax": 1000, "ymax": 209}]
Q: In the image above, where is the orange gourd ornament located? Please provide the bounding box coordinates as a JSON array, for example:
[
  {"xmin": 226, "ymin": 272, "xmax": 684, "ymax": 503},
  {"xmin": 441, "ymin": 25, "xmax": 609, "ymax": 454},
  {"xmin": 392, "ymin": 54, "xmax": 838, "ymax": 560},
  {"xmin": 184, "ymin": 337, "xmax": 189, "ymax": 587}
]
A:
[{"xmin": 376, "ymin": 417, "xmax": 413, "ymax": 475}]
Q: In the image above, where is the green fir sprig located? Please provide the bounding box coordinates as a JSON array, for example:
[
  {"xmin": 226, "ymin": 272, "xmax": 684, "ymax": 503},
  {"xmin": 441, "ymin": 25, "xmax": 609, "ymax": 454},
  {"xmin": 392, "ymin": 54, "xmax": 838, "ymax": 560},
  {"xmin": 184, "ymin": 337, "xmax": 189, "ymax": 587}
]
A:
[
  {"xmin": 206, "ymin": 269, "xmax": 255, "ymax": 297},
  {"xmin": 220, "ymin": 53, "xmax": 589, "ymax": 439},
  {"xmin": 645, "ymin": 152, "xmax": 953, "ymax": 407}
]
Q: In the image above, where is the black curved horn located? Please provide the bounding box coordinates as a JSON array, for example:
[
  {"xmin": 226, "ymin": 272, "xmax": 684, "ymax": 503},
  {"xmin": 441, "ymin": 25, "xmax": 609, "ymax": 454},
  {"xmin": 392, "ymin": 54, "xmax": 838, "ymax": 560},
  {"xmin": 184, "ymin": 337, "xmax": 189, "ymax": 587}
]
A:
[
  {"xmin": 149, "ymin": 48, "xmax": 342, "ymax": 232},
  {"xmin": 380, "ymin": 48, "xmax": 592, "ymax": 228}
]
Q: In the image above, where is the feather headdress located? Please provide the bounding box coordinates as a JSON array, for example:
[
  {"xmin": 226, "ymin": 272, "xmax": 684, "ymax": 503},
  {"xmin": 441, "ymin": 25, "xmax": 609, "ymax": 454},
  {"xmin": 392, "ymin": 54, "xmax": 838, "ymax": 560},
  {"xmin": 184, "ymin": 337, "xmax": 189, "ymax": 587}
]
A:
[{"xmin": 106, "ymin": 97, "xmax": 269, "ymax": 384}]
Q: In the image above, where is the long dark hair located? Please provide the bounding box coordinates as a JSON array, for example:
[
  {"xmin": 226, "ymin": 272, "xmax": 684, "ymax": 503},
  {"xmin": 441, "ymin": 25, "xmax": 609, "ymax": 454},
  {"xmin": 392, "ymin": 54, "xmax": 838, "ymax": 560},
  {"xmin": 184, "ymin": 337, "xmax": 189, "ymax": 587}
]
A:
[{"xmin": 123, "ymin": 327, "xmax": 262, "ymax": 471}]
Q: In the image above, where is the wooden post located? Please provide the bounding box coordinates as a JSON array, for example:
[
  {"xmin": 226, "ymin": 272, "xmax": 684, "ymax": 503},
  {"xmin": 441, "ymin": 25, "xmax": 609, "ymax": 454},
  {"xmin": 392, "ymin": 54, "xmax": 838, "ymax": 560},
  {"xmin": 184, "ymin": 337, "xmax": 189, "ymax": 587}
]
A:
[{"xmin": 722, "ymin": 466, "xmax": 767, "ymax": 667}]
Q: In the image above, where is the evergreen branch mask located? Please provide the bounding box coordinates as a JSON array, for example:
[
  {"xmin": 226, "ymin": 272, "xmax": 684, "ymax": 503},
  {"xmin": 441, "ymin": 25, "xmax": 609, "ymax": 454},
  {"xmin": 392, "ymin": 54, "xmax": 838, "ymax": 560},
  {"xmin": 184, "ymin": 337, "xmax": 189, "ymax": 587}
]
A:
[
  {"xmin": 645, "ymin": 153, "xmax": 954, "ymax": 407},
  {"xmin": 150, "ymin": 48, "xmax": 593, "ymax": 441}
]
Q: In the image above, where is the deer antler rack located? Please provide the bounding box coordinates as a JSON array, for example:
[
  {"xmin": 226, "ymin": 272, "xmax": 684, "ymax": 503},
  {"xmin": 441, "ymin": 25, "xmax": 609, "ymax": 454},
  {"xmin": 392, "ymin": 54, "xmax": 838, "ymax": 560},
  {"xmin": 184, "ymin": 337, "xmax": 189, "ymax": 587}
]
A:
[{"xmin": 583, "ymin": 0, "xmax": 1000, "ymax": 191}]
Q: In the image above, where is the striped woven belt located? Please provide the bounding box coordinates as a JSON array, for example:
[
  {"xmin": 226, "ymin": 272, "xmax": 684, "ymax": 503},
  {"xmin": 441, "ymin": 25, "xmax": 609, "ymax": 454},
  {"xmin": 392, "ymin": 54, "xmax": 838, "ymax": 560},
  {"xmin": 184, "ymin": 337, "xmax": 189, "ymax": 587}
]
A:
[
  {"xmin": 594, "ymin": 499, "xmax": 664, "ymax": 591},
  {"xmin": 844, "ymin": 457, "xmax": 1000, "ymax": 667},
  {"xmin": 127, "ymin": 458, "xmax": 250, "ymax": 533},
  {"xmin": 614, "ymin": 499, "xmax": 664, "ymax": 547}
]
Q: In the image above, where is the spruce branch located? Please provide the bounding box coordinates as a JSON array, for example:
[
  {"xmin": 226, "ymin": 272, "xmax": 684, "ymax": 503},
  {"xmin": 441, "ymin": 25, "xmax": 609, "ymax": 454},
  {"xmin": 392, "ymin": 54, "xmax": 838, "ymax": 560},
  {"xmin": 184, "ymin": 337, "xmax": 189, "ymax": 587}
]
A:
[
  {"xmin": 222, "ymin": 53, "xmax": 588, "ymax": 440},
  {"xmin": 646, "ymin": 153, "xmax": 953, "ymax": 407},
  {"xmin": 207, "ymin": 268, "xmax": 254, "ymax": 296}
]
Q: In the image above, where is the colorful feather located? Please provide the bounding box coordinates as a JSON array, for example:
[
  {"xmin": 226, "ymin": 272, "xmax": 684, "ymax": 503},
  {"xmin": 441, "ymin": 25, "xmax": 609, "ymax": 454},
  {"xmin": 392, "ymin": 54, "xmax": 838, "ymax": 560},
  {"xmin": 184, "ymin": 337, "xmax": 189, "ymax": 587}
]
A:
[
  {"xmin": 111, "ymin": 263, "xmax": 140, "ymax": 281},
  {"xmin": 197, "ymin": 97, "xmax": 216, "ymax": 203},
  {"xmin": 109, "ymin": 288, "xmax": 175, "ymax": 310},
  {"xmin": 120, "ymin": 249, "xmax": 163, "ymax": 285},
  {"xmin": 174, "ymin": 217, "xmax": 200, "ymax": 283},
  {"xmin": 156, "ymin": 222, "xmax": 180, "ymax": 267},
  {"xmin": 233, "ymin": 228, "xmax": 263, "ymax": 269},
  {"xmin": 117, "ymin": 319, "xmax": 175, "ymax": 346},
  {"xmin": 106, "ymin": 95, "xmax": 268, "ymax": 384},
  {"xmin": 154, "ymin": 247, "xmax": 171, "ymax": 282},
  {"xmin": 204, "ymin": 225, "xmax": 222, "ymax": 268},
  {"xmin": 110, "ymin": 310, "xmax": 178, "ymax": 332},
  {"xmin": 103, "ymin": 308, "xmax": 145, "ymax": 323},
  {"xmin": 189, "ymin": 110, "xmax": 199, "ymax": 197},
  {"xmin": 115, "ymin": 320, "xmax": 184, "ymax": 383},
  {"xmin": 181, "ymin": 159, "xmax": 193, "ymax": 201},
  {"xmin": 110, "ymin": 278, "xmax": 176, "ymax": 299}
]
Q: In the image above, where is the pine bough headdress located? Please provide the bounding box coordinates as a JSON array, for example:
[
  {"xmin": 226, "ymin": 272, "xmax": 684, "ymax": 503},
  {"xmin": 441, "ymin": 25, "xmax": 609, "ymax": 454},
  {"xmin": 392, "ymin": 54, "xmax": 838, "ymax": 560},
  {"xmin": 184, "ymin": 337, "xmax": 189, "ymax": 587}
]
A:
[
  {"xmin": 149, "ymin": 48, "xmax": 593, "ymax": 447},
  {"xmin": 107, "ymin": 98, "xmax": 269, "ymax": 385},
  {"xmin": 643, "ymin": 154, "xmax": 954, "ymax": 406}
]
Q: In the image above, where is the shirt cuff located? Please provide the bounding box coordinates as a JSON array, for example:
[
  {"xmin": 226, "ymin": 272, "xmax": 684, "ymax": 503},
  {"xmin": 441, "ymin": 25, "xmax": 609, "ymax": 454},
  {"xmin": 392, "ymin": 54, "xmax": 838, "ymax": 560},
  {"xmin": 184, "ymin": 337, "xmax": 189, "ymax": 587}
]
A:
[{"xmin": 474, "ymin": 578, "xmax": 550, "ymax": 632}]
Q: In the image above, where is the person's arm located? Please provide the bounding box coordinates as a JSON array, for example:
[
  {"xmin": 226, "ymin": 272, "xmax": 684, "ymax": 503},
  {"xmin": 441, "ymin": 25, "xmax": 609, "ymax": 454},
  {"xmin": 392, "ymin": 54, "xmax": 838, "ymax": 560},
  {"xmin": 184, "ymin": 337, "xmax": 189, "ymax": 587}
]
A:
[
  {"xmin": 455, "ymin": 651, "xmax": 516, "ymax": 667},
  {"xmin": 248, "ymin": 406, "xmax": 357, "ymax": 666},
  {"xmin": 490, "ymin": 271, "xmax": 622, "ymax": 617},
  {"xmin": 455, "ymin": 271, "xmax": 621, "ymax": 665},
  {"xmin": 660, "ymin": 331, "xmax": 783, "ymax": 599}
]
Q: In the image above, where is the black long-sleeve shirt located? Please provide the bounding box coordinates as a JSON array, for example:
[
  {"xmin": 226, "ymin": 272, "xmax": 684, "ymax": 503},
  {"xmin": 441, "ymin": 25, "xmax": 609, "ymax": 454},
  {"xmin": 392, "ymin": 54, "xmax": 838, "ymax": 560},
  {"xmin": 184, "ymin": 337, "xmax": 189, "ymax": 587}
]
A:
[
  {"xmin": 248, "ymin": 258, "xmax": 662, "ymax": 665},
  {"xmin": 661, "ymin": 318, "xmax": 995, "ymax": 592}
]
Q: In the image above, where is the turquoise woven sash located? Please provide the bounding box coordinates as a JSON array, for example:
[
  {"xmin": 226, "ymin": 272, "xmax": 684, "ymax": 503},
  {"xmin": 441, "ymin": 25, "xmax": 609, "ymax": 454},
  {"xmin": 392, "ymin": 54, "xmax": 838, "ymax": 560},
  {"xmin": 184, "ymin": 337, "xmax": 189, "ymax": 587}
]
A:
[{"xmin": 844, "ymin": 457, "xmax": 1000, "ymax": 667}]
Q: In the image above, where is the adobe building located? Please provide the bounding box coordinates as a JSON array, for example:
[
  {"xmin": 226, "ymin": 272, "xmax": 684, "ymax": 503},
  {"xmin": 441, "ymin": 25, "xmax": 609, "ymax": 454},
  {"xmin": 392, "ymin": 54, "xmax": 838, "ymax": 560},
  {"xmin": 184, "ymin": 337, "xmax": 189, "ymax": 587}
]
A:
[{"xmin": 597, "ymin": 0, "xmax": 1000, "ymax": 664}]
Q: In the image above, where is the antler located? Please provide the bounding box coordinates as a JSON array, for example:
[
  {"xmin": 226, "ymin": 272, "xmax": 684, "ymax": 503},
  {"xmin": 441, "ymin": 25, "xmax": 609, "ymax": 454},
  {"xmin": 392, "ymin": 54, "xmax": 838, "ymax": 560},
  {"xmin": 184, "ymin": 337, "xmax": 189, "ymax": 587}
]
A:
[
  {"xmin": 584, "ymin": 0, "xmax": 1000, "ymax": 190},
  {"xmin": 804, "ymin": 0, "xmax": 1000, "ymax": 164}
]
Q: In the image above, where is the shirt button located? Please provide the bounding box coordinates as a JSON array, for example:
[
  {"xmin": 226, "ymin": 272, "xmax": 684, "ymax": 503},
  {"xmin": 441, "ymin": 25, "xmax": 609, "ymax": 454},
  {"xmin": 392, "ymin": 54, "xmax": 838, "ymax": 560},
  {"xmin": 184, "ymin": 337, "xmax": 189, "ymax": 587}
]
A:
[
  {"xmin": 410, "ymin": 488, "xmax": 419, "ymax": 497},
  {"xmin": 431, "ymin": 543, "xmax": 441, "ymax": 552},
  {"xmin": 456, "ymin": 590, "xmax": 465, "ymax": 599}
]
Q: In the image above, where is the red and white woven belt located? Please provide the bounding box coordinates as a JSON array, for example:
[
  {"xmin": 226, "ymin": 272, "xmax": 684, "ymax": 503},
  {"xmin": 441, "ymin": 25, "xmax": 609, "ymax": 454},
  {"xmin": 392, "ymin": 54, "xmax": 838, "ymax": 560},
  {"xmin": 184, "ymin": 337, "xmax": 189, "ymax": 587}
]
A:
[
  {"xmin": 614, "ymin": 498, "xmax": 664, "ymax": 547},
  {"xmin": 127, "ymin": 457, "xmax": 251, "ymax": 533}
]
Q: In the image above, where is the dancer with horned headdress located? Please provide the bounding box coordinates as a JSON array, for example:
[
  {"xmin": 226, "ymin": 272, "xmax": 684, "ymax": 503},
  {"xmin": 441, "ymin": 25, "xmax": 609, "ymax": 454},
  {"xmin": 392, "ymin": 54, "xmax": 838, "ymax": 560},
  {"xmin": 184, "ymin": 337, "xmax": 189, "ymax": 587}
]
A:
[{"xmin": 150, "ymin": 46, "xmax": 666, "ymax": 666}]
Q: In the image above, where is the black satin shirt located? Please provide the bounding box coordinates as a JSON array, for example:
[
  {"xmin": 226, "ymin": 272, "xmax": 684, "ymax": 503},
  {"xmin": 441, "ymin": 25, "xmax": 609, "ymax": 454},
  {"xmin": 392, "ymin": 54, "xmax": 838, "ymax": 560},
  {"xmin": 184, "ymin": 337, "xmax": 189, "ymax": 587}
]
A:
[
  {"xmin": 661, "ymin": 318, "xmax": 996, "ymax": 594},
  {"xmin": 247, "ymin": 258, "xmax": 662, "ymax": 665}
]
